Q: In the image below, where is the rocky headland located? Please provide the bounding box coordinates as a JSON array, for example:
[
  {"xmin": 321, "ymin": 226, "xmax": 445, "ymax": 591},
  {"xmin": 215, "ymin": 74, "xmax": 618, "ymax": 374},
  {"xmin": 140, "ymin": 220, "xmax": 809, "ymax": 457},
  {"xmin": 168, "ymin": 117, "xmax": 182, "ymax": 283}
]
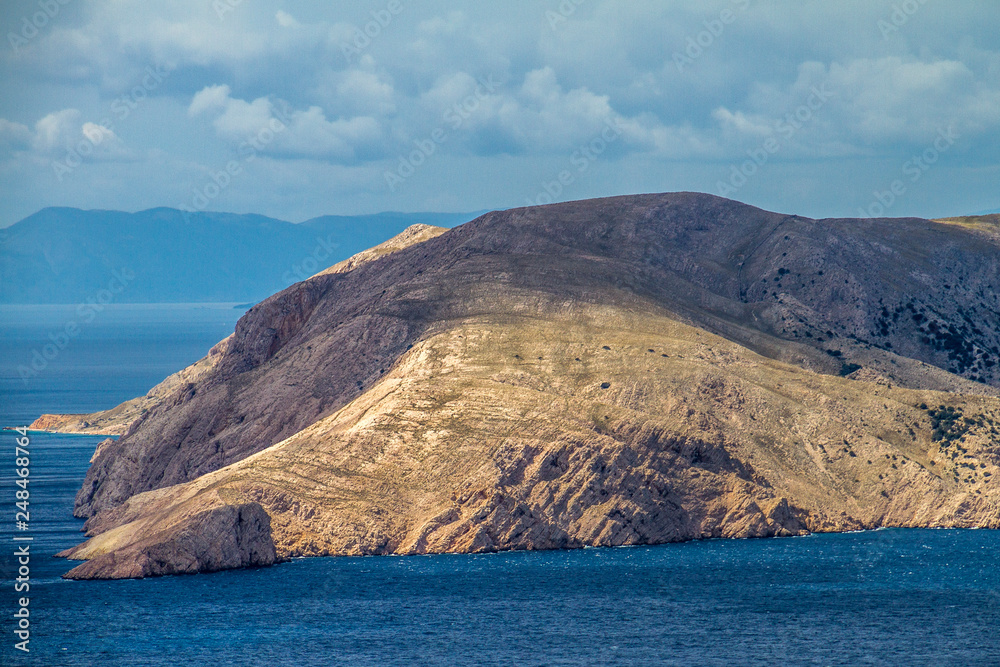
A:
[{"xmin": 40, "ymin": 193, "xmax": 1000, "ymax": 579}]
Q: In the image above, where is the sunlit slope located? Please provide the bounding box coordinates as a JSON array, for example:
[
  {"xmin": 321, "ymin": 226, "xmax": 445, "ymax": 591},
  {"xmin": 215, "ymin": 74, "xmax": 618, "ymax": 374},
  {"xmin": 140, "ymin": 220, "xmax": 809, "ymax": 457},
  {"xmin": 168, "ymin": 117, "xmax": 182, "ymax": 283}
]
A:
[
  {"xmin": 62, "ymin": 301, "xmax": 1000, "ymax": 578},
  {"xmin": 48, "ymin": 192, "xmax": 1000, "ymax": 578}
]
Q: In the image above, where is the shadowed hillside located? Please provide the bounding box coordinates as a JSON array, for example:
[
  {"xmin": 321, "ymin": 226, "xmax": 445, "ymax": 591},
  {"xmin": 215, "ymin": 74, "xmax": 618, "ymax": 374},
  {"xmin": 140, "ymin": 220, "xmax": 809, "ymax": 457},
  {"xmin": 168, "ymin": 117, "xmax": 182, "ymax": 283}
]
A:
[{"xmin": 37, "ymin": 193, "xmax": 1000, "ymax": 579}]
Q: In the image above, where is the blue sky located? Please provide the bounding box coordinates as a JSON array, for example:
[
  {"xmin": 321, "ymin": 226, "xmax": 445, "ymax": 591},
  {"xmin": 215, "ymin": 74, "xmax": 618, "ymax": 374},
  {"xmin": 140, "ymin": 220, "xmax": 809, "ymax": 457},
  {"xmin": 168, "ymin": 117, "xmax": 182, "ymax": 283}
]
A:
[{"xmin": 1, "ymin": 0, "xmax": 998, "ymax": 226}]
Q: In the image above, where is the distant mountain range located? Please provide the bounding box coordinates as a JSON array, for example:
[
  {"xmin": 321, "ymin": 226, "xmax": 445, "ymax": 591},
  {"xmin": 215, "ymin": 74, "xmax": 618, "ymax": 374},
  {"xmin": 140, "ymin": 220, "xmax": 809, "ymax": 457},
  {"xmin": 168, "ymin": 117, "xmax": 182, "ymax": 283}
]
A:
[{"xmin": 0, "ymin": 207, "xmax": 482, "ymax": 304}]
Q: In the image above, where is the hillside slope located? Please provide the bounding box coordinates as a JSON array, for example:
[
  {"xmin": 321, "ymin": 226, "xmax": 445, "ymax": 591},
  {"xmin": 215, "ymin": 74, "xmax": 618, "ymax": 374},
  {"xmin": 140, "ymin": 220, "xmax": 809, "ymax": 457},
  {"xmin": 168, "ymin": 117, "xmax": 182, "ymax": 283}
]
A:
[
  {"xmin": 48, "ymin": 193, "xmax": 1000, "ymax": 578},
  {"xmin": 29, "ymin": 224, "xmax": 450, "ymax": 436}
]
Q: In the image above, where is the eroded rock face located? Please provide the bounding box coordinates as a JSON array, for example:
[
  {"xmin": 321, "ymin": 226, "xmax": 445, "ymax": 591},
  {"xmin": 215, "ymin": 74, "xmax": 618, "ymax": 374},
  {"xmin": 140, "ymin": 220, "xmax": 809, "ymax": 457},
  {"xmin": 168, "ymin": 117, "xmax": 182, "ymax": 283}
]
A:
[
  {"xmin": 45, "ymin": 195, "xmax": 1000, "ymax": 578},
  {"xmin": 59, "ymin": 501, "xmax": 277, "ymax": 580},
  {"xmin": 71, "ymin": 228, "xmax": 449, "ymax": 518},
  {"xmin": 70, "ymin": 196, "xmax": 1000, "ymax": 522},
  {"xmin": 58, "ymin": 309, "xmax": 1000, "ymax": 579}
]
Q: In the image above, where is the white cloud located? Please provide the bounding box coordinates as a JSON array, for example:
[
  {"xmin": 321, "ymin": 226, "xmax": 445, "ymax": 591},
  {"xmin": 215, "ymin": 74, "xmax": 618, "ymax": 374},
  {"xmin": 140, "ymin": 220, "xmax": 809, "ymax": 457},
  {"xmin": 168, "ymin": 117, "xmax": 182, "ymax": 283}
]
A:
[
  {"xmin": 187, "ymin": 85, "xmax": 384, "ymax": 162},
  {"xmin": 275, "ymin": 11, "xmax": 301, "ymax": 29},
  {"xmin": 823, "ymin": 57, "xmax": 1000, "ymax": 143},
  {"xmin": 32, "ymin": 109, "xmax": 83, "ymax": 152},
  {"xmin": 23, "ymin": 110, "xmax": 132, "ymax": 161},
  {"xmin": 188, "ymin": 85, "xmax": 233, "ymax": 117},
  {"xmin": 336, "ymin": 70, "xmax": 396, "ymax": 115},
  {"xmin": 711, "ymin": 108, "xmax": 773, "ymax": 139},
  {"xmin": 0, "ymin": 108, "xmax": 137, "ymax": 185},
  {"xmin": 707, "ymin": 56, "xmax": 1000, "ymax": 157},
  {"xmin": 278, "ymin": 108, "xmax": 381, "ymax": 161},
  {"xmin": 1, "ymin": 1, "xmax": 998, "ymax": 224},
  {"xmin": 423, "ymin": 67, "xmax": 636, "ymax": 155},
  {"xmin": 313, "ymin": 64, "xmax": 398, "ymax": 117}
]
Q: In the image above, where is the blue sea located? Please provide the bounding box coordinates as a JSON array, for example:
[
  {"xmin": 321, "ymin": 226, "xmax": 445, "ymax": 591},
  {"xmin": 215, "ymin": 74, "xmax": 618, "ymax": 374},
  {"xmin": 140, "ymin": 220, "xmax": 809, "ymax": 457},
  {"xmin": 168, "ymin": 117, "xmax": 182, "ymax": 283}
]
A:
[{"xmin": 0, "ymin": 304, "xmax": 998, "ymax": 666}]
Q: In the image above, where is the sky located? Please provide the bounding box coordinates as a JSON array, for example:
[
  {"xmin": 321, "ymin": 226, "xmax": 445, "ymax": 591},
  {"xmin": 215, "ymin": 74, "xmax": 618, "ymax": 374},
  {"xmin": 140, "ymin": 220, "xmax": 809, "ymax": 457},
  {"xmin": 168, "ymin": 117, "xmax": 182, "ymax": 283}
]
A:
[{"xmin": 1, "ymin": 0, "xmax": 998, "ymax": 227}]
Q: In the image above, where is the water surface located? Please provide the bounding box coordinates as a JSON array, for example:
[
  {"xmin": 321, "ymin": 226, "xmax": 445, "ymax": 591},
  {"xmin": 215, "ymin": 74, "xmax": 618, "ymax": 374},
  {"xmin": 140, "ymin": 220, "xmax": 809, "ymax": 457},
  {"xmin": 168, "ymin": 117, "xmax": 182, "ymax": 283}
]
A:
[{"xmin": 1, "ymin": 304, "xmax": 997, "ymax": 666}]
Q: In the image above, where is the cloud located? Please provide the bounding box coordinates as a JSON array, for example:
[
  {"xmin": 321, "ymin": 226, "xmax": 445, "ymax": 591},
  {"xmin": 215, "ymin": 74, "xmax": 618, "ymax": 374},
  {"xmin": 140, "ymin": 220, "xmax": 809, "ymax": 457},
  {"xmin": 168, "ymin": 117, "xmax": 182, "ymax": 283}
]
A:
[
  {"xmin": 711, "ymin": 108, "xmax": 773, "ymax": 139},
  {"xmin": 822, "ymin": 57, "xmax": 1000, "ymax": 144},
  {"xmin": 312, "ymin": 62, "xmax": 398, "ymax": 117},
  {"xmin": 275, "ymin": 11, "xmax": 301, "ymax": 29},
  {"xmin": 189, "ymin": 85, "xmax": 274, "ymax": 137},
  {"xmin": 417, "ymin": 67, "xmax": 644, "ymax": 156},
  {"xmin": 334, "ymin": 69, "xmax": 396, "ymax": 116},
  {"xmin": 278, "ymin": 108, "xmax": 382, "ymax": 161},
  {"xmin": 0, "ymin": 119, "xmax": 33, "ymax": 154},
  {"xmin": 188, "ymin": 84, "xmax": 233, "ymax": 117},
  {"xmin": 188, "ymin": 85, "xmax": 384, "ymax": 162},
  {"xmin": 32, "ymin": 109, "xmax": 82, "ymax": 152},
  {"xmin": 1, "ymin": 1, "xmax": 998, "ymax": 225},
  {"xmin": 721, "ymin": 56, "xmax": 1000, "ymax": 160},
  {"xmin": 0, "ymin": 109, "xmax": 134, "ymax": 163}
]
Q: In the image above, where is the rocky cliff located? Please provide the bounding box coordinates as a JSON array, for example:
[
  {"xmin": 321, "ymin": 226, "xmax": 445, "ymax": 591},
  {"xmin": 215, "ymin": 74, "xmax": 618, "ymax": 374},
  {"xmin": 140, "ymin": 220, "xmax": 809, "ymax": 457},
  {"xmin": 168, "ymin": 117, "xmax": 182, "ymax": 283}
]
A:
[{"xmin": 51, "ymin": 194, "xmax": 1000, "ymax": 579}]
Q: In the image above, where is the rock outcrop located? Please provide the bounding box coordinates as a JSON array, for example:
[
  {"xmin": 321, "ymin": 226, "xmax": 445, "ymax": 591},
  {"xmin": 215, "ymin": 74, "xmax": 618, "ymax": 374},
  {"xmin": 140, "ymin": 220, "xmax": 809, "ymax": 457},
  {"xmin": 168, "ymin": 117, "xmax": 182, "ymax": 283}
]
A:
[
  {"xmin": 58, "ymin": 499, "xmax": 277, "ymax": 579},
  {"xmin": 49, "ymin": 195, "xmax": 1000, "ymax": 579}
]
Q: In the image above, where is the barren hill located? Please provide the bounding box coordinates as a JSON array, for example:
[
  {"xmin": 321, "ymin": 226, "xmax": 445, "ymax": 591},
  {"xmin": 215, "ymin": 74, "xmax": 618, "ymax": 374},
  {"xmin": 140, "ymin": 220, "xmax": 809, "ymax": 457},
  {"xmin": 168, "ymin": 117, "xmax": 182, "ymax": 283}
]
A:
[{"xmin": 43, "ymin": 193, "xmax": 1000, "ymax": 579}]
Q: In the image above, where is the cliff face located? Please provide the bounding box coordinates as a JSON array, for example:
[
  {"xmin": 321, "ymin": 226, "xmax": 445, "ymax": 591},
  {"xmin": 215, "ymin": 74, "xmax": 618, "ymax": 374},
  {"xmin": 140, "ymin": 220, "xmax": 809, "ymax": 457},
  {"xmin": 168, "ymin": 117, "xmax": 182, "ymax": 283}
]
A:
[
  {"xmin": 53, "ymin": 194, "xmax": 1000, "ymax": 579},
  {"xmin": 59, "ymin": 500, "xmax": 277, "ymax": 579}
]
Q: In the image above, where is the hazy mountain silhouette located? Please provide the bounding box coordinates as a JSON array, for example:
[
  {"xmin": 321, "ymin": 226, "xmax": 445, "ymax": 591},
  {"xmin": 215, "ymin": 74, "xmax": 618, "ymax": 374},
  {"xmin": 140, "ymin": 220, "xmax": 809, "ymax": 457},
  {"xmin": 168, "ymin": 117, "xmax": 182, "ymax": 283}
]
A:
[{"xmin": 0, "ymin": 207, "xmax": 481, "ymax": 303}]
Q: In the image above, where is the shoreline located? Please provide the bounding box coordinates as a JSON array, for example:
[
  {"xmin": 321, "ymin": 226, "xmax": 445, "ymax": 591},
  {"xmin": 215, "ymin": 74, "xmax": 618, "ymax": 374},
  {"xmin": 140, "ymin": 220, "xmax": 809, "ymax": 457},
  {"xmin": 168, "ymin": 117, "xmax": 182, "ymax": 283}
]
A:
[
  {"xmin": 57, "ymin": 524, "xmax": 1000, "ymax": 581},
  {"xmin": 3, "ymin": 426, "xmax": 117, "ymax": 437}
]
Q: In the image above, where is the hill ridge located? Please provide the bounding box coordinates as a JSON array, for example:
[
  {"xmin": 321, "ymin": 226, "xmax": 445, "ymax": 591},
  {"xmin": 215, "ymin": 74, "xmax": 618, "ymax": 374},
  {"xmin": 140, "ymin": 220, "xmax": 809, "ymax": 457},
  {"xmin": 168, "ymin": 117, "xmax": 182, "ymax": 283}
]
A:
[{"xmin": 38, "ymin": 192, "xmax": 1000, "ymax": 579}]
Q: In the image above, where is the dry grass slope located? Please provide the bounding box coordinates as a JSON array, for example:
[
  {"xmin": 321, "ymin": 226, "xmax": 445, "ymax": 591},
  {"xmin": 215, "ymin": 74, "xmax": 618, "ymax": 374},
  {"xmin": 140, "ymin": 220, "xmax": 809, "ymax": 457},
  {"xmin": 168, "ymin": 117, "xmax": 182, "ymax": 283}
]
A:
[
  {"xmin": 46, "ymin": 194, "xmax": 1000, "ymax": 579},
  {"xmin": 61, "ymin": 302, "xmax": 1000, "ymax": 578}
]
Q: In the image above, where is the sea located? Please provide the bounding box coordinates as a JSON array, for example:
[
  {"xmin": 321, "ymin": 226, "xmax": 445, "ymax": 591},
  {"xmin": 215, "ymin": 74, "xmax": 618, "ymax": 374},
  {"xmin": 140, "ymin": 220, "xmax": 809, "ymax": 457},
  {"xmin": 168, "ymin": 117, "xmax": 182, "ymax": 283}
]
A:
[{"xmin": 0, "ymin": 304, "xmax": 998, "ymax": 666}]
